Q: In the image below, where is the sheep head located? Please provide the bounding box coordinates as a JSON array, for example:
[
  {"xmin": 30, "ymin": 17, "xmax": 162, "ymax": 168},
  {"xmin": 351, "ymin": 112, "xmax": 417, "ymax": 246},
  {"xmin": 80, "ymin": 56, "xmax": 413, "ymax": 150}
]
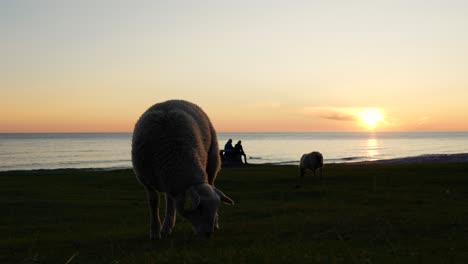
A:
[{"xmin": 176, "ymin": 183, "xmax": 234, "ymax": 238}]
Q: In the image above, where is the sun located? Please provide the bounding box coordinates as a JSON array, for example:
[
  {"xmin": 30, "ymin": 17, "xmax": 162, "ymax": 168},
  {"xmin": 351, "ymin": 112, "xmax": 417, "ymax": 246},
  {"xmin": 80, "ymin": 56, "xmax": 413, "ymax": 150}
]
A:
[{"xmin": 358, "ymin": 108, "xmax": 384, "ymax": 130}]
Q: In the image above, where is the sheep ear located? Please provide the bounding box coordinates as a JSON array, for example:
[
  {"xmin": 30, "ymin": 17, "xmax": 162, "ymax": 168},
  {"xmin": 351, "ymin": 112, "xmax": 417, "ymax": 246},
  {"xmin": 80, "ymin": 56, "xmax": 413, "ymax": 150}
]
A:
[
  {"xmin": 185, "ymin": 186, "xmax": 201, "ymax": 210},
  {"xmin": 214, "ymin": 187, "xmax": 234, "ymax": 205}
]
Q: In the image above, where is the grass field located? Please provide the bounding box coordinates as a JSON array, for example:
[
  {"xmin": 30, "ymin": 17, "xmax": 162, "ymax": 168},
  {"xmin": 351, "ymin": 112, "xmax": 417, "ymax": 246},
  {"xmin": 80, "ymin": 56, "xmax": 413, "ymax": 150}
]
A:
[{"xmin": 1, "ymin": 163, "xmax": 468, "ymax": 263}]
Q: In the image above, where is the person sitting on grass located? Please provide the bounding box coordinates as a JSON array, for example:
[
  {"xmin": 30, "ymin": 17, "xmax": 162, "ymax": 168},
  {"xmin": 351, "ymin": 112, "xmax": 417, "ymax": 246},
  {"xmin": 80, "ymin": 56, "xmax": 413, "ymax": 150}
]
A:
[
  {"xmin": 224, "ymin": 139, "xmax": 235, "ymax": 153},
  {"xmin": 234, "ymin": 140, "xmax": 248, "ymax": 164},
  {"xmin": 223, "ymin": 139, "xmax": 236, "ymax": 162}
]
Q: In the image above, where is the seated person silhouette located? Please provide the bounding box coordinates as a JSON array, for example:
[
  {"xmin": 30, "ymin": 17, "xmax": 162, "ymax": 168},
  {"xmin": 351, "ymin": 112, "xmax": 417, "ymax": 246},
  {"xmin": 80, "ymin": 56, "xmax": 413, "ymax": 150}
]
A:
[
  {"xmin": 223, "ymin": 139, "xmax": 236, "ymax": 162},
  {"xmin": 234, "ymin": 140, "xmax": 248, "ymax": 164},
  {"xmin": 224, "ymin": 139, "xmax": 235, "ymax": 152}
]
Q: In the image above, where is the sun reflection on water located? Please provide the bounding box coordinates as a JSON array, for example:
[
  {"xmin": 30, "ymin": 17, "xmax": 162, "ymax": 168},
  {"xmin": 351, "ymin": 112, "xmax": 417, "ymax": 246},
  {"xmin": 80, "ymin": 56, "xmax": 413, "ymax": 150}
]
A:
[{"xmin": 366, "ymin": 137, "xmax": 379, "ymax": 160}]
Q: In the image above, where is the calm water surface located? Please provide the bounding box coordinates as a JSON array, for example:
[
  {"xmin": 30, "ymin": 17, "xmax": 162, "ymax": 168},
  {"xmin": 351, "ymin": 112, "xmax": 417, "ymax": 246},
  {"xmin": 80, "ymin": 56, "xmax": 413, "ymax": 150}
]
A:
[{"xmin": 1, "ymin": 132, "xmax": 468, "ymax": 171}]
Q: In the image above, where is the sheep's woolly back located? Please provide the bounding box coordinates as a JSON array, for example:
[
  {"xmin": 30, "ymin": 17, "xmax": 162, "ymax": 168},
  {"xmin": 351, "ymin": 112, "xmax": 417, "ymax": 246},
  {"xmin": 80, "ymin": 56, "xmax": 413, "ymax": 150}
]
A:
[
  {"xmin": 300, "ymin": 151, "xmax": 324, "ymax": 170},
  {"xmin": 132, "ymin": 100, "xmax": 220, "ymax": 196}
]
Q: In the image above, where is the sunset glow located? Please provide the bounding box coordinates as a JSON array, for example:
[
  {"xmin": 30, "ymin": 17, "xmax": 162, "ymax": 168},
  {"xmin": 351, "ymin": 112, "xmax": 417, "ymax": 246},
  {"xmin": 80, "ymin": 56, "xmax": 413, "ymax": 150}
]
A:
[
  {"xmin": 358, "ymin": 109, "xmax": 384, "ymax": 130},
  {"xmin": 1, "ymin": 1, "xmax": 468, "ymax": 133}
]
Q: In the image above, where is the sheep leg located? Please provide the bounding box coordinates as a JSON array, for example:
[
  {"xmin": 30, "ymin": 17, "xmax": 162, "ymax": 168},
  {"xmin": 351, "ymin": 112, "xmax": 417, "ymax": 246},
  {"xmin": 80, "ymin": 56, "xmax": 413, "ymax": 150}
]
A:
[
  {"xmin": 300, "ymin": 167, "xmax": 305, "ymax": 179},
  {"xmin": 146, "ymin": 187, "xmax": 161, "ymax": 240},
  {"xmin": 206, "ymin": 137, "xmax": 220, "ymax": 185},
  {"xmin": 208, "ymin": 152, "xmax": 221, "ymax": 229},
  {"xmin": 296, "ymin": 167, "xmax": 305, "ymax": 188},
  {"xmin": 206, "ymin": 138, "xmax": 222, "ymax": 229},
  {"xmin": 162, "ymin": 194, "xmax": 176, "ymax": 236},
  {"xmin": 214, "ymin": 212, "xmax": 220, "ymax": 230}
]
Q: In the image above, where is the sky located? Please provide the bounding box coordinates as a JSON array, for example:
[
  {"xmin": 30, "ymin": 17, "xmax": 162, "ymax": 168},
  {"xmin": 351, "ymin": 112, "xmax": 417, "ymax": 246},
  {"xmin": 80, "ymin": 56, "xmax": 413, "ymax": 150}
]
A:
[{"xmin": 1, "ymin": 0, "xmax": 468, "ymax": 133}]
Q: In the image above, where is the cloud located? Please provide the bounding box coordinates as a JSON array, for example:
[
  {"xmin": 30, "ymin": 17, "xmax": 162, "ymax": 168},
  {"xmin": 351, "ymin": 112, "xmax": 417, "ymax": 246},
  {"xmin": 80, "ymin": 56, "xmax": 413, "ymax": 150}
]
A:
[
  {"xmin": 319, "ymin": 111, "xmax": 356, "ymax": 121},
  {"xmin": 302, "ymin": 106, "xmax": 396, "ymax": 130},
  {"xmin": 302, "ymin": 107, "xmax": 358, "ymax": 122}
]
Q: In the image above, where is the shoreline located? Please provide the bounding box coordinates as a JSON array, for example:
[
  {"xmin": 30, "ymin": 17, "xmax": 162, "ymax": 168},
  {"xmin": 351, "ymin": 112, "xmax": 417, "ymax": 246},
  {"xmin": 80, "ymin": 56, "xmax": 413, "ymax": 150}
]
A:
[
  {"xmin": 349, "ymin": 153, "xmax": 468, "ymax": 165},
  {"xmin": 261, "ymin": 153, "xmax": 468, "ymax": 166},
  {"xmin": 2, "ymin": 153, "xmax": 468, "ymax": 173}
]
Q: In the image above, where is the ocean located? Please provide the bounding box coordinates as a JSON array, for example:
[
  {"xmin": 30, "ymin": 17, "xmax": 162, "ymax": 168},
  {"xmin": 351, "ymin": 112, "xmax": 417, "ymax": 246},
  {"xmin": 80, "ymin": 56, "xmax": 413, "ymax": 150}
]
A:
[{"xmin": 1, "ymin": 132, "xmax": 468, "ymax": 171}]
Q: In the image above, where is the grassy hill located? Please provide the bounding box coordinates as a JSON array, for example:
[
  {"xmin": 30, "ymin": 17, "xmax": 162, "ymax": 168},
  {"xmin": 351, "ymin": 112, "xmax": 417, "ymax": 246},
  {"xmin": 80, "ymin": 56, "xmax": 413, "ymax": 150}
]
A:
[{"xmin": 1, "ymin": 163, "xmax": 468, "ymax": 263}]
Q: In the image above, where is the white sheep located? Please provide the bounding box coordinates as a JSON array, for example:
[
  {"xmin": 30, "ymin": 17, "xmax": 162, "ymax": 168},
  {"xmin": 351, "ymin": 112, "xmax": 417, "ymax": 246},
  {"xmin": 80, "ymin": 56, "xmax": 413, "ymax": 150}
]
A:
[
  {"xmin": 298, "ymin": 151, "xmax": 324, "ymax": 186},
  {"xmin": 131, "ymin": 100, "xmax": 234, "ymax": 239}
]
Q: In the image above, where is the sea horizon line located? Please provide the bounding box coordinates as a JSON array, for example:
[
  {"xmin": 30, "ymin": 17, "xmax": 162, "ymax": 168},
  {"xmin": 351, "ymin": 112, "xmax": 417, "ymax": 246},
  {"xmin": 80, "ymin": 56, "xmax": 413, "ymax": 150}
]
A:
[{"xmin": 2, "ymin": 131, "xmax": 468, "ymax": 134}]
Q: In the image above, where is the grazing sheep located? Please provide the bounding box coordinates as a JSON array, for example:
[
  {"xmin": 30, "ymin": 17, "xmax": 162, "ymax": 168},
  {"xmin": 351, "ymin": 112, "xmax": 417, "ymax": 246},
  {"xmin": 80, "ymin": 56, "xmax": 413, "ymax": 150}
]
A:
[
  {"xmin": 132, "ymin": 100, "xmax": 234, "ymax": 240},
  {"xmin": 298, "ymin": 151, "xmax": 324, "ymax": 186}
]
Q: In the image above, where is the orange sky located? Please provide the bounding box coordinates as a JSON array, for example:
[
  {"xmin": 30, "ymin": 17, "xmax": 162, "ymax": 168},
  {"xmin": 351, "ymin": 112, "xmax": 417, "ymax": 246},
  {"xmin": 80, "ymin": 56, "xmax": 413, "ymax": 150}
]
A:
[{"xmin": 2, "ymin": 1, "xmax": 468, "ymax": 133}]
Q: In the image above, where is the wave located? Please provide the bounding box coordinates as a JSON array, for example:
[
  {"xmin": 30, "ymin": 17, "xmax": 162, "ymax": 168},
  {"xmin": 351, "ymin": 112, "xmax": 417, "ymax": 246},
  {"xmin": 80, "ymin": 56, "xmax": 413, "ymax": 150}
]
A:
[
  {"xmin": 0, "ymin": 159, "xmax": 131, "ymax": 172},
  {"xmin": 339, "ymin": 156, "xmax": 368, "ymax": 161},
  {"xmin": 0, "ymin": 166, "xmax": 133, "ymax": 173},
  {"xmin": 265, "ymin": 160, "xmax": 300, "ymax": 165},
  {"xmin": 247, "ymin": 155, "xmax": 372, "ymax": 165},
  {"xmin": 353, "ymin": 153, "xmax": 468, "ymax": 165}
]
